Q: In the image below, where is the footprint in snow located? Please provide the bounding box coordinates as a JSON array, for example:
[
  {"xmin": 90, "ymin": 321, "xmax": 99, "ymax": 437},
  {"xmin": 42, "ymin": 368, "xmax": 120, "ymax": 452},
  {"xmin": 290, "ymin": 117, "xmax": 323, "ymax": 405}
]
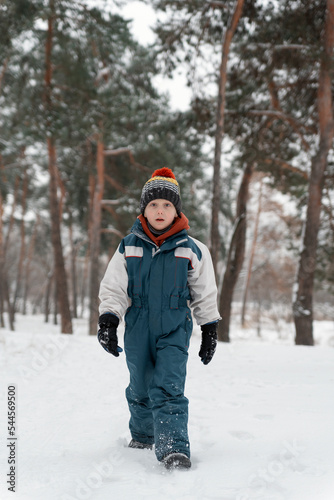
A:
[
  {"xmin": 229, "ymin": 431, "xmax": 254, "ymax": 441},
  {"xmin": 253, "ymin": 414, "xmax": 274, "ymax": 421}
]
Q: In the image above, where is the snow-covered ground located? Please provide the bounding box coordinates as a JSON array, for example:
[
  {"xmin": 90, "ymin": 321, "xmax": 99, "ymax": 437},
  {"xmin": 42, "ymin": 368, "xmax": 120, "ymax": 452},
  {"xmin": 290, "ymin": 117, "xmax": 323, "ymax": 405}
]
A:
[{"xmin": 0, "ymin": 314, "xmax": 333, "ymax": 500}]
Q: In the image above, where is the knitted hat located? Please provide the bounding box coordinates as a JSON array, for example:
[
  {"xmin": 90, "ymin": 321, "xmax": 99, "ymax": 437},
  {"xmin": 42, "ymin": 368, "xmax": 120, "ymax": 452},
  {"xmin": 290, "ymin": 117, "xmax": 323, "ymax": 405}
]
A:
[{"xmin": 140, "ymin": 168, "xmax": 182, "ymax": 215}]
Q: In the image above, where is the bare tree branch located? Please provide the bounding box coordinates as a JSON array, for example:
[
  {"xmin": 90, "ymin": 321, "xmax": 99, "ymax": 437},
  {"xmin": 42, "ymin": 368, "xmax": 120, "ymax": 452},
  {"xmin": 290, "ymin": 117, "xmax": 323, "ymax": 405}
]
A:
[
  {"xmin": 266, "ymin": 79, "xmax": 313, "ymax": 151},
  {"xmin": 207, "ymin": 1, "xmax": 227, "ymax": 9},
  {"xmin": 104, "ymin": 174, "xmax": 128, "ymax": 194},
  {"xmin": 101, "ymin": 227, "xmax": 125, "ymax": 239},
  {"xmin": 263, "ymin": 157, "xmax": 309, "ymax": 180},
  {"xmin": 227, "ymin": 108, "xmax": 316, "ymax": 139},
  {"xmin": 246, "ymin": 109, "xmax": 315, "ymax": 134}
]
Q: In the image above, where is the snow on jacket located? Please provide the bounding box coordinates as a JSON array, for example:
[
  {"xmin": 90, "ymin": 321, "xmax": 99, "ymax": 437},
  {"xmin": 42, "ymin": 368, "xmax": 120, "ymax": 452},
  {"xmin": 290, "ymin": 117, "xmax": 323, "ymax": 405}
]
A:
[{"xmin": 99, "ymin": 217, "xmax": 221, "ymax": 327}]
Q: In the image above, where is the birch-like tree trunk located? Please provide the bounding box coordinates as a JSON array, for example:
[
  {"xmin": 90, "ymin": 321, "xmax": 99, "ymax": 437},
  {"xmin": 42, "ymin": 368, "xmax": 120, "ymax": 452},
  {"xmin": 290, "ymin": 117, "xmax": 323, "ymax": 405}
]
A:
[{"xmin": 293, "ymin": 0, "xmax": 334, "ymax": 345}]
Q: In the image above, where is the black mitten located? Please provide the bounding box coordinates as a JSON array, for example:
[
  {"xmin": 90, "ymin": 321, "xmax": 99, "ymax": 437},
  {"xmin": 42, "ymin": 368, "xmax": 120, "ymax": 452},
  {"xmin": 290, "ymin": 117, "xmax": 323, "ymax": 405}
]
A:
[
  {"xmin": 97, "ymin": 313, "xmax": 122, "ymax": 356},
  {"xmin": 199, "ymin": 322, "xmax": 218, "ymax": 365}
]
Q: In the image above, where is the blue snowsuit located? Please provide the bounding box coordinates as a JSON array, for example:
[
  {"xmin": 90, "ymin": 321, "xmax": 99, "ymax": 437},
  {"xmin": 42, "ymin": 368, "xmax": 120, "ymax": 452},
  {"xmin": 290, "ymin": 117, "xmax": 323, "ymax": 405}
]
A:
[{"xmin": 99, "ymin": 216, "xmax": 220, "ymax": 461}]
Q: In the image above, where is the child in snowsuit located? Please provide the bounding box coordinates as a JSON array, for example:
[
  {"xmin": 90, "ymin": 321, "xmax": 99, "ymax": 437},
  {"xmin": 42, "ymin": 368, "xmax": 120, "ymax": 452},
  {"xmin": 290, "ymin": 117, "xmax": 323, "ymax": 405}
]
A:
[{"xmin": 98, "ymin": 168, "xmax": 220, "ymax": 470}]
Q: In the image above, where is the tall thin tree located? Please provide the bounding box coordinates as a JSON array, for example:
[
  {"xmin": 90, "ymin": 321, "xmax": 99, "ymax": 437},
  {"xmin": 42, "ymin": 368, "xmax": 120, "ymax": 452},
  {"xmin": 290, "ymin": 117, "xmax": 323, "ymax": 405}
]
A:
[
  {"xmin": 44, "ymin": 0, "xmax": 72, "ymax": 333},
  {"xmin": 293, "ymin": 0, "xmax": 334, "ymax": 345},
  {"xmin": 218, "ymin": 162, "xmax": 253, "ymax": 341},
  {"xmin": 210, "ymin": 0, "xmax": 245, "ymax": 277},
  {"xmin": 88, "ymin": 135, "xmax": 105, "ymax": 336}
]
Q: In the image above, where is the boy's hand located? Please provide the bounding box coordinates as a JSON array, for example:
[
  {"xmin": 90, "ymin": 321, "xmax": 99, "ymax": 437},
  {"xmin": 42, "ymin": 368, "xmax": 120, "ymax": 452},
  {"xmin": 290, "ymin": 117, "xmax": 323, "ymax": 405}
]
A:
[
  {"xmin": 98, "ymin": 313, "xmax": 123, "ymax": 356},
  {"xmin": 199, "ymin": 322, "xmax": 218, "ymax": 365}
]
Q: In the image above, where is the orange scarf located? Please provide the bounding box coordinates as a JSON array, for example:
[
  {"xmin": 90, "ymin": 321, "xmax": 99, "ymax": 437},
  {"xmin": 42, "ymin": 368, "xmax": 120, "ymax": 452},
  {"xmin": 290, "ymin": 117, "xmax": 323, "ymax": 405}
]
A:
[{"xmin": 138, "ymin": 213, "xmax": 190, "ymax": 247}]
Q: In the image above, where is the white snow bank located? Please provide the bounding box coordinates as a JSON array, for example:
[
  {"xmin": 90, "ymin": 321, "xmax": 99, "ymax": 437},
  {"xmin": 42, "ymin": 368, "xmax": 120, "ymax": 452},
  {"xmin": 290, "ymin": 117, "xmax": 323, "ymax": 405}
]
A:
[{"xmin": 0, "ymin": 314, "xmax": 333, "ymax": 500}]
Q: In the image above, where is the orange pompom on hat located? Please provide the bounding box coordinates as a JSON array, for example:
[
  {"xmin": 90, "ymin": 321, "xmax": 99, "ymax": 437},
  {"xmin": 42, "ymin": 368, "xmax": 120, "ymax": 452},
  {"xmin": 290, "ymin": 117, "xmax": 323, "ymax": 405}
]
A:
[{"xmin": 140, "ymin": 168, "xmax": 182, "ymax": 215}]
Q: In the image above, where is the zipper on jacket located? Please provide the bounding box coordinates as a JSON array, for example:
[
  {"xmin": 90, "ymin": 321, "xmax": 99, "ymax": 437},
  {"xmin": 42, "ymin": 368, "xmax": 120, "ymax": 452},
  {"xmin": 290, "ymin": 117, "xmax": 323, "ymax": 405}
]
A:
[
  {"xmin": 152, "ymin": 247, "xmax": 161, "ymax": 258},
  {"xmin": 131, "ymin": 226, "xmax": 160, "ymax": 253}
]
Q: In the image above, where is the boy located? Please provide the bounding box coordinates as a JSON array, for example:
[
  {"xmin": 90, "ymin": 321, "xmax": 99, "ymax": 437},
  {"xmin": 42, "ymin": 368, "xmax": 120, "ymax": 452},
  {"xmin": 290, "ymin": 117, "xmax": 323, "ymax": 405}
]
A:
[{"xmin": 98, "ymin": 168, "xmax": 220, "ymax": 470}]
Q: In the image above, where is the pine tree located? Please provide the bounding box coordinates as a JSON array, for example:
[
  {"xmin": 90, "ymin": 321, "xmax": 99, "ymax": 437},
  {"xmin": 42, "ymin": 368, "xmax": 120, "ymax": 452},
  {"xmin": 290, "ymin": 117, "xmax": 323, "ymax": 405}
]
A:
[
  {"xmin": 225, "ymin": 0, "xmax": 334, "ymax": 344},
  {"xmin": 0, "ymin": 0, "xmax": 209, "ymax": 333},
  {"xmin": 149, "ymin": 0, "xmax": 334, "ymax": 344}
]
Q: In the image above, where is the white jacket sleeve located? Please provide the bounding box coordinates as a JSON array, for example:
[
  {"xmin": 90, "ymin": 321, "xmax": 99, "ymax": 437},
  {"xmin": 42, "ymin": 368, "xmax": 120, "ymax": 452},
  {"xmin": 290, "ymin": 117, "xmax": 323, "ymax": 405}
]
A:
[
  {"xmin": 187, "ymin": 237, "xmax": 221, "ymax": 326},
  {"xmin": 98, "ymin": 244, "xmax": 129, "ymax": 321}
]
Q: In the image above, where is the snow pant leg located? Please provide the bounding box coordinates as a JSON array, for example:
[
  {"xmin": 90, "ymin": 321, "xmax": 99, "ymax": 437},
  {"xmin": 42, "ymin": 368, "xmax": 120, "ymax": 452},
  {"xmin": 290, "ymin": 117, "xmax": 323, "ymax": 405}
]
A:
[
  {"xmin": 124, "ymin": 321, "xmax": 155, "ymax": 445},
  {"xmin": 149, "ymin": 326, "xmax": 190, "ymax": 461},
  {"xmin": 125, "ymin": 386, "xmax": 154, "ymax": 445}
]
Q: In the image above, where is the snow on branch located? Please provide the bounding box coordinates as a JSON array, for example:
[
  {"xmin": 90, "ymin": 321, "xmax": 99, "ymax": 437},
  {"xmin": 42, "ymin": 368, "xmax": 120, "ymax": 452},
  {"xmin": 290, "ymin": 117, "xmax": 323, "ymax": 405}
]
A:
[
  {"xmin": 274, "ymin": 44, "xmax": 309, "ymax": 50},
  {"xmin": 245, "ymin": 43, "xmax": 310, "ymax": 51},
  {"xmin": 103, "ymin": 147, "xmax": 149, "ymax": 172},
  {"xmin": 104, "ymin": 147, "xmax": 132, "ymax": 156},
  {"xmin": 101, "ymin": 199, "xmax": 121, "ymax": 205}
]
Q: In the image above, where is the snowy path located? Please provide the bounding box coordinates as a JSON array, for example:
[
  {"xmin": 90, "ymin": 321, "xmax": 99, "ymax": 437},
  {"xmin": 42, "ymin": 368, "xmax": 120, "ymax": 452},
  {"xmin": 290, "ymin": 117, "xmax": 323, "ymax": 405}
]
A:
[{"xmin": 0, "ymin": 315, "xmax": 334, "ymax": 500}]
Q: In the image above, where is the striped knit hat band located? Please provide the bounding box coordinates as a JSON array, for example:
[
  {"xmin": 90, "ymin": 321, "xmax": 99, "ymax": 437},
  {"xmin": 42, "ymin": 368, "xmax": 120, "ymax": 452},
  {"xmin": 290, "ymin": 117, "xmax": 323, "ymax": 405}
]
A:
[{"xmin": 140, "ymin": 168, "xmax": 182, "ymax": 216}]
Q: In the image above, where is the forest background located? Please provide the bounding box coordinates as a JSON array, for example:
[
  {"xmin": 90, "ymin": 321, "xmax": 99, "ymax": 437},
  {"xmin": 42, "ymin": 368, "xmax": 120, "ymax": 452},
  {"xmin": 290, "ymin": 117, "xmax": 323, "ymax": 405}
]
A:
[{"xmin": 0, "ymin": 0, "xmax": 333, "ymax": 345}]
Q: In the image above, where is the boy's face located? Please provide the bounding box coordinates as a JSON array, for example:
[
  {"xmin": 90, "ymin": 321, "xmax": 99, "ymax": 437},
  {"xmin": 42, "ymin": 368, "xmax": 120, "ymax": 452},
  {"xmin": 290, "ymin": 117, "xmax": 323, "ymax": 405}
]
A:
[{"xmin": 144, "ymin": 198, "xmax": 177, "ymax": 230}]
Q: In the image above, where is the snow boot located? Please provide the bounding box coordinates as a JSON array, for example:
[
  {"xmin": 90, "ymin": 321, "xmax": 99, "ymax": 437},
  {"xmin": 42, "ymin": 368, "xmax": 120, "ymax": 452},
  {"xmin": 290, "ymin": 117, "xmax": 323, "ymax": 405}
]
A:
[
  {"xmin": 162, "ymin": 453, "xmax": 192, "ymax": 470},
  {"xmin": 128, "ymin": 439, "xmax": 153, "ymax": 450}
]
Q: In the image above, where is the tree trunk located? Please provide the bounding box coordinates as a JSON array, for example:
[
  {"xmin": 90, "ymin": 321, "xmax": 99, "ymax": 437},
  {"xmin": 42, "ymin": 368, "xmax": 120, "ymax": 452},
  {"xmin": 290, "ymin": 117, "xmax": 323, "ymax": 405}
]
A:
[
  {"xmin": 0, "ymin": 190, "xmax": 15, "ymax": 330},
  {"xmin": 0, "ymin": 57, "xmax": 9, "ymax": 95},
  {"xmin": 14, "ymin": 164, "xmax": 28, "ymax": 312},
  {"xmin": 88, "ymin": 136, "xmax": 104, "ymax": 335},
  {"xmin": 3, "ymin": 276, "xmax": 15, "ymax": 330},
  {"xmin": 45, "ymin": 1, "xmax": 72, "ymax": 333},
  {"xmin": 0, "ymin": 192, "xmax": 6, "ymax": 328},
  {"xmin": 241, "ymin": 178, "xmax": 263, "ymax": 326},
  {"xmin": 68, "ymin": 212, "xmax": 78, "ymax": 319},
  {"xmin": 48, "ymin": 138, "xmax": 73, "ymax": 333},
  {"xmin": 22, "ymin": 216, "xmax": 39, "ymax": 315},
  {"xmin": 2, "ymin": 174, "xmax": 19, "ymax": 325},
  {"xmin": 44, "ymin": 271, "xmax": 53, "ymax": 323},
  {"xmin": 80, "ymin": 251, "xmax": 89, "ymax": 318},
  {"xmin": 53, "ymin": 279, "xmax": 58, "ymax": 325},
  {"xmin": 4, "ymin": 175, "xmax": 20, "ymax": 255},
  {"xmin": 210, "ymin": 0, "xmax": 245, "ymax": 277},
  {"xmin": 218, "ymin": 162, "xmax": 253, "ymax": 342},
  {"xmin": 3, "ymin": 173, "xmax": 20, "ymax": 322},
  {"xmin": 293, "ymin": 0, "xmax": 334, "ymax": 345}
]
